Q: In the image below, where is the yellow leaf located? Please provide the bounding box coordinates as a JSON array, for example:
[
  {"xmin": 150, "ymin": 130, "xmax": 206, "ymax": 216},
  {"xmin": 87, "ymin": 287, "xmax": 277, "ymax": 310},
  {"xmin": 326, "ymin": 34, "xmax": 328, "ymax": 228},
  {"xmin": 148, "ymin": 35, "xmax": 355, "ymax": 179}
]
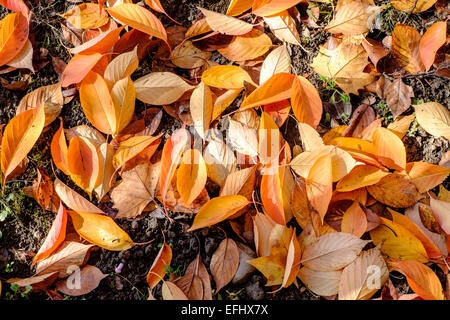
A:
[
  {"xmin": 370, "ymin": 217, "xmax": 428, "ymax": 262},
  {"xmin": 61, "ymin": 3, "xmax": 109, "ymax": 29},
  {"xmin": 111, "ymin": 77, "xmax": 136, "ymax": 135},
  {"xmin": 188, "ymin": 195, "xmax": 249, "ymax": 231},
  {"xmin": 218, "ymin": 28, "xmax": 272, "ymax": 62},
  {"xmin": 336, "ymin": 165, "xmax": 390, "ymax": 192},
  {"xmin": 69, "ymin": 211, "xmax": 134, "ymax": 251},
  {"xmin": 202, "ymin": 65, "xmax": 256, "ymax": 89},
  {"xmin": 372, "ymin": 127, "xmax": 406, "ymax": 171},
  {"xmin": 190, "ymin": 82, "xmax": 213, "ymax": 139},
  {"xmin": 198, "ymin": 7, "xmax": 253, "ymax": 35},
  {"xmin": 176, "ymin": 149, "xmax": 207, "ymax": 206},
  {"xmin": 415, "ymin": 102, "xmax": 450, "ymax": 140},
  {"xmin": 260, "ymin": 45, "xmax": 291, "ymax": 85}
]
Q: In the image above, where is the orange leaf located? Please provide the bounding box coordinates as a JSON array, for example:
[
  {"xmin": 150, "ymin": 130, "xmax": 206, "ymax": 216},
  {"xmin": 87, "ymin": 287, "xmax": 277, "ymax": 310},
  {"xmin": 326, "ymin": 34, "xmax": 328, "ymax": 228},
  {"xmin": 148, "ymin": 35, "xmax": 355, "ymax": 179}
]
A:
[
  {"xmin": 176, "ymin": 149, "xmax": 207, "ymax": 206},
  {"xmin": 145, "ymin": 0, "xmax": 180, "ymax": 24},
  {"xmin": 67, "ymin": 136, "xmax": 101, "ymax": 196},
  {"xmin": 218, "ymin": 28, "xmax": 272, "ymax": 62},
  {"xmin": 0, "ymin": 0, "xmax": 29, "ymax": 15},
  {"xmin": 160, "ymin": 127, "xmax": 190, "ymax": 203},
  {"xmin": 307, "ymin": 154, "xmax": 333, "ymax": 223},
  {"xmin": 390, "ymin": 259, "xmax": 444, "ymax": 300},
  {"xmin": 199, "ymin": 7, "xmax": 253, "ymax": 36},
  {"xmin": 241, "ymin": 73, "xmax": 295, "ymax": 110},
  {"xmin": 372, "ymin": 127, "xmax": 406, "ymax": 171},
  {"xmin": 430, "ymin": 197, "xmax": 450, "ymax": 235},
  {"xmin": 1, "ymin": 106, "xmax": 45, "ymax": 183},
  {"xmin": 61, "ymin": 53, "xmax": 103, "ymax": 87},
  {"xmin": 54, "ymin": 178, "xmax": 105, "ymax": 214},
  {"xmin": 261, "ymin": 160, "xmax": 286, "ymax": 225},
  {"xmin": 31, "ymin": 202, "xmax": 67, "ymax": 268},
  {"xmin": 341, "ymin": 201, "xmax": 367, "ymax": 238},
  {"xmin": 258, "ymin": 111, "xmax": 282, "ymax": 164},
  {"xmin": 291, "ymin": 76, "xmax": 322, "ymax": 129},
  {"xmin": 106, "ymin": 4, "xmax": 170, "ymax": 52},
  {"xmin": 226, "ymin": 0, "xmax": 253, "ymax": 16},
  {"xmin": 188, "ymin": 195, "xmax": 249, "ymax": 231},
  {"xmin": 406, "ymin": 161, "xmax": 450, "ymax": 193},
  {"xmin": 252, "ymin": 0, "xmax": 304, "ymax": 17},
  {"xmin": 419, "ymin": 21, "xmax": 447, "ymax": 71},
  {"xmin": 146, "ymin": 242, "xmax": 172, "ymax": 289},
  {"xmin": 0, "ymin": 12, "xmax": 29, "ymax": 67},
  {"xmin": 392, "ymin": 23, "xmax": 425, "ymax": 73},
  {"xmin": 61, "ymin": 3, "xmax": 109, "ymax": 29},
  {"xmin": 70, "ymin": 26, "xmax": 124, "ymax": 55},
  {"xmin": 336, "ymin": 165, "xmax": 390, "ymax": 192}
]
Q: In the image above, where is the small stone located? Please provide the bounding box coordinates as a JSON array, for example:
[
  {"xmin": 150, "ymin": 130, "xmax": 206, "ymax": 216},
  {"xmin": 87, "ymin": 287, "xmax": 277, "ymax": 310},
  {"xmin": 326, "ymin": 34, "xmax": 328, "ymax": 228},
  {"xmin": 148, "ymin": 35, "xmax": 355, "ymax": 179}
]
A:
[
  {"xmin": 232, "ymin": 243, "xmax": 257, "ymax": 285},
  {"xmin": 118, "ymin": 250, "xmax": 131, "ymax": 260},
  {"xmin": 131, "ymin": 221, "xmax": 139, "ymax": 230},
  {"xmin": 115, "ymin": 276, "xmax": 124, "ymax": 291},
  {"xmin": 144, "ymin": 244, "xmax": 153, "ymax": 255},
  {"xmin": 245, "ymin": 275, "xmax": 265, "ymax": 301}
]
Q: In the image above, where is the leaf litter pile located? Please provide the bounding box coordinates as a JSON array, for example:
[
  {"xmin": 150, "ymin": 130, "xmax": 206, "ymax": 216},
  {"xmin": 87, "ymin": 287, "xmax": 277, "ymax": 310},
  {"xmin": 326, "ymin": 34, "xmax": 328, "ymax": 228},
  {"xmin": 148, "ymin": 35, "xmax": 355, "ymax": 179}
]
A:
[{"xmin": 0, "ymin": 0, "xmax": 449, "ymax": 301}]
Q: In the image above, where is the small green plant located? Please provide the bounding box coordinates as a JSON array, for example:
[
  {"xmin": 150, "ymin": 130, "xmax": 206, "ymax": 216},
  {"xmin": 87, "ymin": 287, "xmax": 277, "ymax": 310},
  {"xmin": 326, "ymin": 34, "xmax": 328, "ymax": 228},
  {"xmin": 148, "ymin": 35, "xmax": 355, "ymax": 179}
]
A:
[
  {"xmin": 164, "ymin": 263, "xmax": 184, "ymax": 277},
  {"xmin": 378, "ymin": 102, "xmax": 394, "ymax": 124},
  {"xmin": 319, "ymin": 76, "xmax": 350, "ymax": 104},
  {"xmin": 0, "ymin": 194, "xmax": 14, "ymax": 222},
  {"xmin": 4, "ymin": 261, "xmax": 14, "ymax": 273},
  {"xmin": 5, "ymin": 284, "xmax": 32, "ymax": 300},
  {"xmin": 225, "ymin": 288, "xmax": 244, "ymax": 300},
  {"xmin": 406, "ymin": 116, "xmax": 419, "ymax": 137}
]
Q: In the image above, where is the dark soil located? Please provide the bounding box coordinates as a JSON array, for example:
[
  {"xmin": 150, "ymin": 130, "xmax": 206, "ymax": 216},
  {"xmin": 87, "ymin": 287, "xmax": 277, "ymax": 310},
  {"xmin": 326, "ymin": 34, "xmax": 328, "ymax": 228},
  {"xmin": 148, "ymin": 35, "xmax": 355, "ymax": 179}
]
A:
[{"xmin": 0, "ymin": 0, "xmax": 448, "ymax": 301}]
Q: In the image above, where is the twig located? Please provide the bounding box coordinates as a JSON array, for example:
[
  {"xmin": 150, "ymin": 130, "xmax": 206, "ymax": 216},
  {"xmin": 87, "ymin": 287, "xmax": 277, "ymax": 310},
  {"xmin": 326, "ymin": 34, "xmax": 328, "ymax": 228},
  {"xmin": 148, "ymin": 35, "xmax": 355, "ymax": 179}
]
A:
[{"xmin": 402, "ymin": 0, "xmax": 419, "ymax": 24}]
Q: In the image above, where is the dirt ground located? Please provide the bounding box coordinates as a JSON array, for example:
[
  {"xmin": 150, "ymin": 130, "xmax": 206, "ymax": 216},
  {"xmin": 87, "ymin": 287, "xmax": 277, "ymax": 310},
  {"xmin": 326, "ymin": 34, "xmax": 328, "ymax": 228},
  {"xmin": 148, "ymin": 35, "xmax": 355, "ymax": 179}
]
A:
[{"xmin": 0, "ymin": 0, "xmax": 449, "ymax": 300}]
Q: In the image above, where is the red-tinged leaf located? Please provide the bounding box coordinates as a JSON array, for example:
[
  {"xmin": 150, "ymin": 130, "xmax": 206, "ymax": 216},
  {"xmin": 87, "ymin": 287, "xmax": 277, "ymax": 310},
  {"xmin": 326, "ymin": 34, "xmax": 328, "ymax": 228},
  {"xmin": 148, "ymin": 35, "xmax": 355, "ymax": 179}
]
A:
[
  {"xmin": 160, "ymin": 126, "xmax": 190, "ymax": 205},
  {"xmin": 252, "ymin": 0, "xmax": 304, "ymax": 17},
  {"xmin": 69, "ymin": 26, "xmax": 124, "ymax": 55},
  {"xmin": 146, "ymin": 243, "xmax": 172, "ymax": 289},
  {"xmin": 390, "ymin": 259, "xmax": 445, "ymax": 300},
  {"xmin": 0, "ymin": 0, "xmax": 29, "ymax": 15},
  {"xmin": 240, "ymin": 73, "xmax": 296, "ymax": 110},
  {"xmin": 61, "ymin": 53, "xmax": 103, "ymax": 87},
  {"xmin": 0, "ymin": 12, "xmax": 29, "ymax": 67},
  {"xmin": 106, "ymin": 4, "xmax": 170, "ymax": 53},
  {"xmin": 419, "ymin": 21, "xmax": 447, "ymax": 71},
  {"xmin": 291, "ymin": 75, "xmax": 322, "ymax": 129},
  {"xmin": 31, "ymin": 202, "xmax": 67, "ymax": 268},
  {"xmin": 264, "ymin": 100, "xmax": 291, "ymax": 127},
  {"xmin": 145, "ymin": 0, "xmax": 180, "ymax": 24},
  {"xmin": 188, "ymin": 195, "xmax": 250, "ymax": 231},
  {"xmin": 261, "ymin": 160, "xmax": 286, "ymax": 225}
]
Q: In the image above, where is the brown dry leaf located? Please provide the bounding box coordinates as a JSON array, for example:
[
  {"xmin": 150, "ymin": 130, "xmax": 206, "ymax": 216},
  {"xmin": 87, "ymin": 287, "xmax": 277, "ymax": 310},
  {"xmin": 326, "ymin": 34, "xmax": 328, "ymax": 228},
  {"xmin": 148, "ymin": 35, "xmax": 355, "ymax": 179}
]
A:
[
  {"xmin": 300, "ymin": 232, "xmax": 369, "ymax": 271},
  {"xmin": 220, "ymin": 166, "xmax": 257, "ymax": 200},
  {"xmin": 338, "ymin": 247, "xmax": 389, "ymax": 300},
  {"xmin": 342, "ymin": 104, "xmax": 375, "ymax": 138},
  {"xmin": 134, "ymin": 72, "xmax": 195, "ymax": 105},
  {"xmin": 198, "ymin": 7, "xmax": 253, "ymax": 35},
  {"xmin": 367, "ymin": 173, "xmax": 422, "ymax": 208},
  {"xmin": 263, "ymin": 10, "xmax": 302, "ymax": 46},
  {"xmin": 210, "ymin": 238, "xmax": 239, "ymax": 292},
  {"xmin": 111, "ymin": 162, "xmax": 160, "ymax": 219},
  {"xmin": 177, "ymin": 254, "xmax": 212, "ymax": 300},
  {"xmin": 218, "ymin": 28, "xmax": 272, "ymax": 62},
  {"xmin": 8, "ymin": 272, "xmax": 59, "ymax": 292},
  {"xmin": 55, "ymin": 265, "xmax": 107, "ymax": 296},
  {"xmin": 414, "ymin": 102, "xmax": 450, "ymax": 140},
  {"xmin": 311, "ymin": 41, "xmax": 374, "ymax": 95},
  {"xmin": 36, "ymin": 241, "xmax": 94, "ymax": 278},
  {"xmin": 32, "ymin": 168, "xmax": 55, "ymax": 211},
  {"xmin": 162, "ymin": 281, "xmax": 188, "ymax": 300},
  {"xmin": 392, "ymin": 23, "xmax": 425, "ymax": 73},
  {"xmin": 384, "ymin": 78, "xmax": 414, "ymax": 119},
  {"xmin": 171, "ymin": 40, "xmax": 211, "ymax": 69}
]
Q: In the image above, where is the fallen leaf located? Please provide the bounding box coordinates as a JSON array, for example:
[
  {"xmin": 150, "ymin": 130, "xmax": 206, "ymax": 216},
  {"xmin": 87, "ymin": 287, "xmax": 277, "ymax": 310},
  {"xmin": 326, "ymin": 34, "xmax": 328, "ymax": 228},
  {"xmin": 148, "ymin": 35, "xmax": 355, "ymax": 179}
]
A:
[
  {"xmin": 69, "ymin": 211, "xmax": 134, "ymax": 251},
  {"xmin": 210, "ymin": 238, "xmax": 239, "ymax": 292},
  {"xmin": 384, "ymin": 78, "xmax": 414, "ymax": 119},
  {"xmin": 61, "ymin": 3, "xmax": 109, "ymax": 29},
  {"xmin": 263, "ymin": 11, "xmax": 302, "ymax": 46},
  {"xmin": 298, "ymin": 267, "xmax": 342, "ymax": 296},
  {"xmin": 55, "ymin": 265, "xmax": 107, "ymax": 296},
  {"xmin": 199, "ymin": 7, "xmax": 253, "ymax": 36},
  {"xmin": 203, "ymin": 139, "xmax": 237, "ymax": 187},
  {"xmin": 341, "ymin": 201, "xmax": 367, "ymax": 238},
  {"xmin": 176, "ymin": 149, "xmax": 207, "ymax": 206},
  {"xmin": 218, "ymin": 28, "xmax": 272, "ymax": 62},
  {"xmin": 202, "ymin": 65, "xmax": 256, "ymax": 89},
  {"xmin": 372, "ymin": 127, "xmax": 406, "ymax": 171},
  {"xmin": 392, "ymin": 23, "xmax": 425, "ymax": 73},
  {"xmin": 414, "ymin": 102, "xmax": 450, "ymax": 140},
  {"xmin": 146, "ymin": 242, "xmax": 172, "ymax": 289},
  {"xmin": 0, "ymin": 12, "xmax": 29, "ymax": 67},
  {"xmin": 291, "ymin": 75, "xmax": 322, "ymax": 129},
  {"xmin": 177, "ymin": 254, "xmax": 212, "ymax": 300}
]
